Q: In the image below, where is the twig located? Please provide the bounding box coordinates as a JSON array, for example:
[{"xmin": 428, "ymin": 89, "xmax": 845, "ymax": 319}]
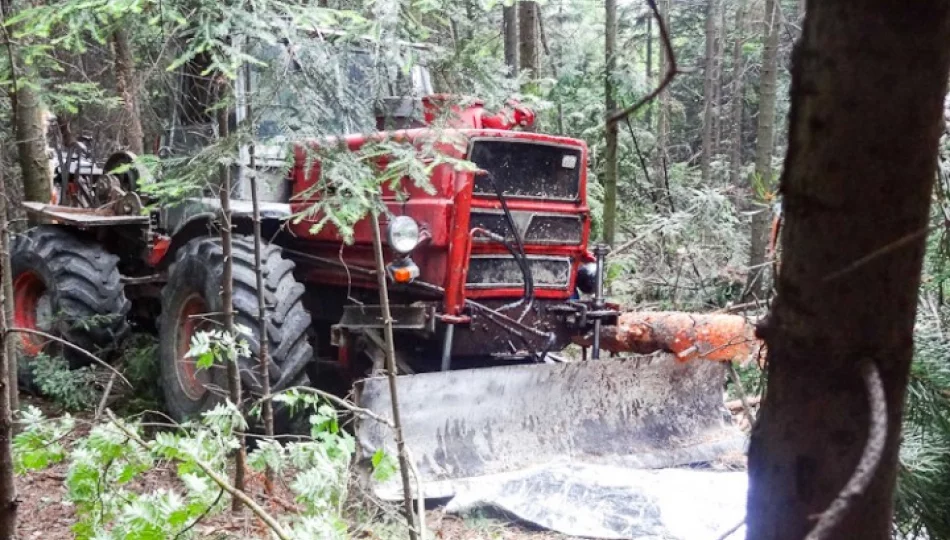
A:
[
  {"xmin": 607, "ymin": 0, "xmax": 677, "ymax": 125},
  {"xmin": 105, "ymin": 410, "xmax": 293, "ymax": 540},
  {"xmin": 727, "ymin": 363, "xmax": 755, "ymax": 426},
  {"xmin": 94, "ymin": 371, "xmax": 117, "ymax": 421},
  {"xmin": 803, "ymin": 360, "xmax": 887, "ymax": 540},
  {"xmin": 254, "ymin": 386, "xmax": 394, "ymax": 429},
  {"xmin": 822, "ymin": 224, "xmax": 938, "ymax": 283},
  {"xmin": 174, "ymin": 487, "xmax": 225, "ymax": 540},
  {"xmin": 6, "ymin": 327, "xmax": 131, "ymax": 388},
  {"xmin": 725, "ymin": 395, "xmax": 761, "ymax": 410},
  {"xmin": 714, "ymin": 518, "xmax": 745, "ymax": 540}
]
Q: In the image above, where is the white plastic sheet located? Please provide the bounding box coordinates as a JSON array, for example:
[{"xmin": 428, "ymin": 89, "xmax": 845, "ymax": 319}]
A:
[{"xmin": 444, "ymin": 462, "xmax": 747, "ymax": 540}]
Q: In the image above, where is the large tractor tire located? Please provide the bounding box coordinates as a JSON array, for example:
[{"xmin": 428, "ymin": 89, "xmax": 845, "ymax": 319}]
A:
[
  {"xmin": 11, "ymin": 226, "xmax": 131, "ymax": 389},
  {"xmin": 159, "ymin": 236, "xmax": 314, "ymax": 422}
]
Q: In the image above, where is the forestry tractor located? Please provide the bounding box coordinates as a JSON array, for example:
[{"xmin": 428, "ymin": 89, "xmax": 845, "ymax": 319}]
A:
[{"xmin": 11, "ymin": 39, "xmax": 758, "ymax": 491}]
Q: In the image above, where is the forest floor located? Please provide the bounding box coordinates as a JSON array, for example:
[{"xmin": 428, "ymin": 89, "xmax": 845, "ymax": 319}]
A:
[{"xmin": 13, "ymin": 395, "xmax": 576, "ymax": 540}]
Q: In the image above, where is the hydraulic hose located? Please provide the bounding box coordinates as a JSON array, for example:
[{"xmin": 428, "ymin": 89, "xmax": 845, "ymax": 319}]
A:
[{"xmin": 484, "ymin": 172, "xmax": 535, "ymax": 322}]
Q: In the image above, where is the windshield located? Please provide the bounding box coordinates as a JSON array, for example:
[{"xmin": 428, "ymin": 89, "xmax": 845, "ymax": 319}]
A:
[{"xmin": 250, "ymin": 41, "xmax": 433, "ymax": 139}]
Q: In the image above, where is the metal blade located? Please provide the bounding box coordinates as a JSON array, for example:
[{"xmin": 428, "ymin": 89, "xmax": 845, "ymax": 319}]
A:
[{"xmin": 355, "ymin": 355, "xmax": 744, "ymax": 498}]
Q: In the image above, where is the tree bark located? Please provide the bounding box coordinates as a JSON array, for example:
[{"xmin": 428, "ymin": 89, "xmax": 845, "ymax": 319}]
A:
[
  {"xmin": 656, "ymin": 0, "xmax": 671, "ymax": 171},
  {"xmin": 728, "ymin": 0, "xmax": 748, "ymax": 188},
  {"xmin": 216, "ymin": 87, "xmax": 247, "ymax": 513},
  {"xmin": 701, "ymin": 0, "xmax": 718, "ymax": 184},
  {"xmin": 645, "ymin": 15, "xmax": 653, "ymax": 127},
  {"xmin": 746, "ymin": 1, "xmax": 950, "ymax": 539},
  {"xmin": 1, "ymin": 0, "xmax": 50, "ymax": 204},
  {"xmin": 503, "ymin": 4, "xmax": 518, "ymax": 76},
  {"xmin": 0, "ymin": 146, "xmax": 17, "ymax": 540},
  {"xmin": 603, "ymin": 0, "xmax": 618, "ymax": 246},
  {"xmin": 112, "ymin": 28, "xmax": 144, "ymax": 154},
  {"xmin": 743, "ymin": 0, "xmax": 780, "ymax": 299},
  {"xmin": 518, "ymin": 1, "xmax": 539, "ymax": 83}
]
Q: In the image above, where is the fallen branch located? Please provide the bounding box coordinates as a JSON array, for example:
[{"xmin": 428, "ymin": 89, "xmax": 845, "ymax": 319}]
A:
[
  {"xmin": 105, "ymin": 410, "xmax": 293, "ymax": 540},
  {"xmin": 803, "ymin": 360, "xmax": 887, "ymax": 540}
]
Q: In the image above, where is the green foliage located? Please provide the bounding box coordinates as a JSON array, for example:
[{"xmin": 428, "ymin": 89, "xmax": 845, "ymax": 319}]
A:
[
  {"xmin": 115, "ymin": 333, "xmax": 162, "ymax": 412},
  {"xmin": 186, "ymin": 325, "xmax": 252, "ymax": 370},
  {"xmin": 13, "ymin": 394, "xmax": 362, "ymax": 540},
  {"xmin": 30, "ymin": 353, "xmax": 99, "ymax": 411},
  {"xmin": 14, "ymin": 405, "xmax": 75, "ymax": 473}
]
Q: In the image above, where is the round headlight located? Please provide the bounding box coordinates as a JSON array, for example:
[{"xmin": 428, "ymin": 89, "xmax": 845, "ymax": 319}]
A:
[{"xmin": 387, "ymin": 216, "xmax": 420, "ymax": 254}]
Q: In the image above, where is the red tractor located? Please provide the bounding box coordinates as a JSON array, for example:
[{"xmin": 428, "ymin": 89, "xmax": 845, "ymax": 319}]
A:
[{"xmin": 12, "ymin": 42, "xmax": 755, "ymax": 487}]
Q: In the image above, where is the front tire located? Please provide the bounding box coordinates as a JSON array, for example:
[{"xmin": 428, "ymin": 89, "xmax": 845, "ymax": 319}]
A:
[
  {"xmin": 11, "ymin": 226, "xmax": 131, "ymax": 389},
  {"xmin": 158, "ymin": 236, "xmax": 314, "ymax": 422}
]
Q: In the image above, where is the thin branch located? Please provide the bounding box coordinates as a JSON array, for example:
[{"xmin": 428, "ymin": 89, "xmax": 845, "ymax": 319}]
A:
[
  {"xmin": 254, "ymin": 386, "xmax": 394, "ymax": 429},
  {"xmin": 822, "ymin": 224, "xmax": 938, "ymax": 283},
  {"xmin": 173, "ymin": 487, "xmax": 225, "ymax": 540},
  {"xmin": 105, "ymin": 410, "xmax": 293, "ymax": 540},
  {"xmin": 714, "ymin": 518, "xmax": 745, "ymax": 540},
  {"xmin": 727, "ymin": 363, "xmax": 755, "ymax": 427},
  {"xmin": 607, "ymin": 0, "xmax": 677, "ymax": 125},
  {"xmin": 803, "ymin": 360, "xmax": 887, "ymax": 540},
  {"xmin": 6, "ymin": 327, "xmax": 131, "ymax": 388}
]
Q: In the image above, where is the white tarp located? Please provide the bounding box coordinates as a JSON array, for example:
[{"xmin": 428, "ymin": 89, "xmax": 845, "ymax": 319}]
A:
[{"xmin": 444, "ymin": 462, "xmax": 747, "ymax": 540}]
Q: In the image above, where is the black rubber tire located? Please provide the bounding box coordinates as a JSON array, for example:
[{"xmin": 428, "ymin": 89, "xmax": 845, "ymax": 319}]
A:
[
  {"xmin": 11, "ymin": 225, "xmax": 131, "ymax": 390},
  {"xmin": 158, "ymin": 235, "xmax": 314, "ymax": 423}
]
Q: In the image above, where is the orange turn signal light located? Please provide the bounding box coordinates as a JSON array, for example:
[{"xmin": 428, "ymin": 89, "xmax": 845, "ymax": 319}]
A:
[{"xmin": 392, "ymin": 267, "xmax": 413, "ymax": 283}]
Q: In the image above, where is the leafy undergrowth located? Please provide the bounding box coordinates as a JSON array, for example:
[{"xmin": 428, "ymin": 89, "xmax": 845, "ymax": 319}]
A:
[{"xmin": 12, "ymin": 393, "xmax": 572, "ymax": 540}]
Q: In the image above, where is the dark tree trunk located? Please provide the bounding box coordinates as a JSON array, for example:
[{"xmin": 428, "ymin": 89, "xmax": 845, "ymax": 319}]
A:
[
  {"xmin": 728, "ymin": 0, "xmax": 748, "ymax": 188},
  {"xmin": 701, "ymin": 0, "xmax": 718, "ymax": 184},
  {"xmin": 503, "ymin": 4, "xmax": 518, "ymax": 75},
  {"xmin": 746, "ymin": 1, "xmax": 950, "ymax": 539},
  {"xmin": 645, "ymin": 15, "xmax": 653, "ymax": 127},
  {"xmin": 744, "ymin": 0, "xmax": 780, "ymax": 299},
  {"xmin": 603, "ymin": 0, "xmax": 618, "ymax": 246},
  {"xmin": 1, "ymin": 0, "xmax": 50, "ymax": 204},
  {"xmin": 518, "ymin": 1, "xmax": 539, "ymax": 82},
  {"xmin": 656, "ymin": 0, "xmax": 671, "ymax": 170},
  {"xmin": 112, "ymin": 28, "xmax": 144, "ymax": 154}
]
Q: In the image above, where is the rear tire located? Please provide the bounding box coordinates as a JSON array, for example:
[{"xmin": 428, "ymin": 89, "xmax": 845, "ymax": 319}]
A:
[
  {"xmin": 11, "ymin": 226, "xmax": 131, "ymax": 390},
  {"xmin": 158, "ymin": 236, "xmax": 314, "ymax": 423}
]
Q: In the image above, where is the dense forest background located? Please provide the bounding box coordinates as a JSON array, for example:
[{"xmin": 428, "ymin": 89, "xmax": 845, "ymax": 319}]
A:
[{"xmin": 1, "ymin": 0, "xmax": 950, "ymax": 537}]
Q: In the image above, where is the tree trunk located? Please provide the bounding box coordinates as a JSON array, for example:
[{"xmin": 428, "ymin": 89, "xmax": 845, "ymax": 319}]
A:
[
  {"xmin": 645, "ymin": 15, "xmax": 653, "ymax": 127},
  {"xmin": 112, "ymin": 27, "xmax": 144, "ymax": 155},
  {"xmin": 503, "ymin": 4, "xmax": 518, "ymax": 76},
  {"xmin": 746, "ymin": 1, "xmax": 950, "ymax": 539},
  {"xmin": 0, "ymin": 146, "xmax": 17, "ymax": 540},
  {"xmin": 656, "ymin": 0, "xmax": 671, "ymax": 170},
  {"xmin": 701, "ymin": 0, "xmax": 718, "ymax": 184},
  {"xmin": 216, "ymin": 88, "xmax": 247, "ymax": 513},
  {"xmin": 1, "ymin": 0, "xmax": 50, "ymax": 204},
  {"xmin": 728, "ymin": 0, "xmax": 748, "ymax": 188},
  {"xmin": 713, "ymin": 1, "xmax": 726, "ymax": 154},
  {"xmin": 603, "ymin": 0, "xmax": 618, "ymax": 245},
  {"xmin": 518, "ymin": 1, "xmax": 539, "ymax": 83},
  {"xmin": 743, "ymin": 0, "xmax": 780, "ymax": 298}
]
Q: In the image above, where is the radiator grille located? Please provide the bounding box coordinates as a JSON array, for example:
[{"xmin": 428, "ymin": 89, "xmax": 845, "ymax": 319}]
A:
[
  {"xmin": 466, "ymin": 255, "xmax": 572, "ymax": 289},
  {"xmin": 470, "ymin": 210, "xmax": 583, "ymax": 245}
]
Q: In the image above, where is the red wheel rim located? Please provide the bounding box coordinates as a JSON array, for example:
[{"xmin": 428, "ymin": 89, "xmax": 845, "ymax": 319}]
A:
[
  {"xmin": 13, "ymin": 272, "xmax": 49, "ymax": 356},
  {"xmin": 176, "ymin": 294, "xmax": 212, "ymax": 400}
]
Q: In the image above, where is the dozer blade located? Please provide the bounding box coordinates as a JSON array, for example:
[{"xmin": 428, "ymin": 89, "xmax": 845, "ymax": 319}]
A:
[{"xmin": 355, "ymin": 355, "xmax": 743, "ymax": 498}]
